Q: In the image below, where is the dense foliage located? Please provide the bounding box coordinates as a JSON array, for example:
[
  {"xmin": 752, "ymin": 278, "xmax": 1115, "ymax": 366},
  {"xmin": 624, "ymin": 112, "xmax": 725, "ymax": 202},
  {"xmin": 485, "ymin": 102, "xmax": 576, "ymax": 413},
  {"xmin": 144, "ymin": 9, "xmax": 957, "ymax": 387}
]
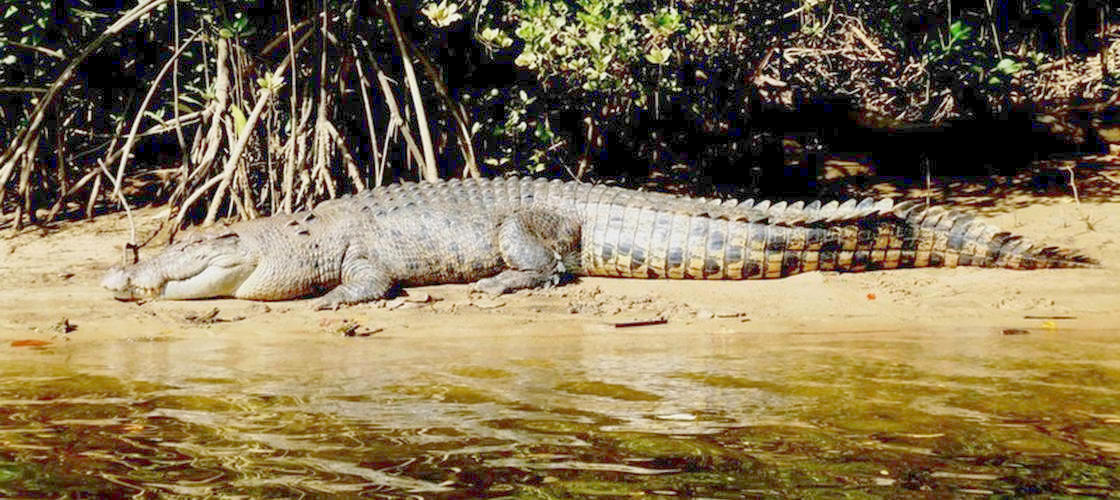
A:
[{"xmin": 0, "ymin": 0, "xmax": 1115, "ymax": 230}]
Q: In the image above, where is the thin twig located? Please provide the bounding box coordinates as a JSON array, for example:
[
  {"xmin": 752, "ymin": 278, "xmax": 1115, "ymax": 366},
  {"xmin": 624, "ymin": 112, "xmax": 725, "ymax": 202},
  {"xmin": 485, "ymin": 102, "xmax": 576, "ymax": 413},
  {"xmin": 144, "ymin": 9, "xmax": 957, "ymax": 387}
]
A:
[
  {"xmin": 408, "ymin": 35, "xmax": 481, "ymax": 178},
  {"xmin": 0, "ymin": 38, "xmax": 65, "ymax": 59},
  {"xmin": 353, "ymin": 52, "xmax": 383, "ymax": 187},
  {"xmin": 171, "ymin": 0, "xmax": 188, "ymax": 166},
  {"xmin": 0, "ymin": 86, "xmax": 48, "ymax": 94},
  {"xmin": 381, "ymin": 0, "xmax": 438, "ymax": 181},
  {"xmin": 111, "ymin": 28, "xmax": 203, "ymax": 237},
  {"xmin": 1063, "ymin": 165, "xmax": 1081, "ymax": 206},
  {"xmin": 364, "ymin": 53, "xmax": 427, "ymax": 175},
  {"xmin": 282, "ymin": 0, "xmax": 301, "ymax": 210}
]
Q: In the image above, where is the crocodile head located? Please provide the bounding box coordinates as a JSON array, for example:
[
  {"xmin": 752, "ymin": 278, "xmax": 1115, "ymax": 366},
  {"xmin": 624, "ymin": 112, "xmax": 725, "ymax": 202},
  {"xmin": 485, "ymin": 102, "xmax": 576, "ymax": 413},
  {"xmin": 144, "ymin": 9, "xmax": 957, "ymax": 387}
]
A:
[{"xmin": 101, "ymin": 230, "xmax": 259, "ymax": 301}]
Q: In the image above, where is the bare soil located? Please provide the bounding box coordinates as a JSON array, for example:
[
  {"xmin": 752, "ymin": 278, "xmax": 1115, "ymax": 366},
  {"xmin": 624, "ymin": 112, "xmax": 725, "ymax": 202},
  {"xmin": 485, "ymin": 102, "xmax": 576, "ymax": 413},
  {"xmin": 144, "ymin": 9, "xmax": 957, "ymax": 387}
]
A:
[{"xmin": 2, "ymin": 178, "xmax": 1118, "ymax": 347}]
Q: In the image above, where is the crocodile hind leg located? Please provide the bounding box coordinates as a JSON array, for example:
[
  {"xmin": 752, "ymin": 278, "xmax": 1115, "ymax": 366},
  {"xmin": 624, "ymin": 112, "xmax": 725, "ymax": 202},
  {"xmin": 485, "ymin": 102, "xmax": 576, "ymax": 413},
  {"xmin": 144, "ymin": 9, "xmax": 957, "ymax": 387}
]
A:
[{"xmin": 472, "ymin": 210, "xmax": 581, "ymax": 295}]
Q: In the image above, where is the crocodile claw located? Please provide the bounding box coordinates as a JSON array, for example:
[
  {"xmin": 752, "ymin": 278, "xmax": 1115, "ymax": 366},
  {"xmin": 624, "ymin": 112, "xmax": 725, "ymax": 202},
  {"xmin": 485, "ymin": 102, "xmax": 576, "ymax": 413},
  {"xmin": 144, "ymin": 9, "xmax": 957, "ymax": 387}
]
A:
[
  {"xmin": 312, "ymin": 297, "xmax": 345, "ymax": 311},
  {"xmin": 470, "ymin": 279, "xmax": 509, "ymax": 296}
]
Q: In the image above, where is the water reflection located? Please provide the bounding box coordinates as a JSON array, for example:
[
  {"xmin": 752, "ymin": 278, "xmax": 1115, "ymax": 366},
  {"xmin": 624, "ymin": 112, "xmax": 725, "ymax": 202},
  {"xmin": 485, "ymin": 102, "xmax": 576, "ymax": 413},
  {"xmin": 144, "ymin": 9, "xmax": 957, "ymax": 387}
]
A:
[{"xmin": 1, "ymin": 326, "xmax": 1117, "ymax": 496}]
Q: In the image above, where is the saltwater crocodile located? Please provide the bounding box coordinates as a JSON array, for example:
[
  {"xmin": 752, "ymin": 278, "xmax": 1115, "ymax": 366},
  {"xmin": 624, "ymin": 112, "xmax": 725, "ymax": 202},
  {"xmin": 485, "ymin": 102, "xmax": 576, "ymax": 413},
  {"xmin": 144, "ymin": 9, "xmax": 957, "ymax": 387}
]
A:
[{"xmin": 101, "ymin": 177, "xmax": 1098, "ymax": 308}]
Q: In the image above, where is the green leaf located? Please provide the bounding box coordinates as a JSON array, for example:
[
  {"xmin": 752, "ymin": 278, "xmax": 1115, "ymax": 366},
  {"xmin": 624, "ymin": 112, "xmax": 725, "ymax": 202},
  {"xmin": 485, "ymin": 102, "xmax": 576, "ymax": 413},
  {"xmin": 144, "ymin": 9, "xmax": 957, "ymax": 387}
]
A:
[
  {"xmin": 645, "ymin": 46, "xmax": 671, "ymax": 65},
  {"xmin": 515, "ymin": 23, "xmax": 542, "ymax": 41},
  {"xmin": 993, "ymin": 58, "xmax": 1022, "ymax": 75},
  {"xmin": 71, "ymin": 8, "xmax": 110, "ymax": 21},
  {"xmin": 948, "ymin": 21, "xmax": 972, "ymax": 43},
  {"xmin": 0, "ymin": 463, "xmax": 21, "ymax": 482},
  {"xmin": 230, "ymin": 104, "xmax": 247, "ymax": 135},
  {"xmin": 534, "ymin": 120, "xmax": 553, "ymax": 141},
  {"xmin": 143, "ymin": 110, "xmax": 166, "ymax": 123}
]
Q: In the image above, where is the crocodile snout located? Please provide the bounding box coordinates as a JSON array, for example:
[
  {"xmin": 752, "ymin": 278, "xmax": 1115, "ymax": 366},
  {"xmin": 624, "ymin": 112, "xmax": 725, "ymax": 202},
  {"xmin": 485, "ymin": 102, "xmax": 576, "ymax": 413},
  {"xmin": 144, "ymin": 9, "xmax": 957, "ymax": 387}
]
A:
[{"xmin": 100, "ymin": 265, "xmax": 163, "ymax": 301}]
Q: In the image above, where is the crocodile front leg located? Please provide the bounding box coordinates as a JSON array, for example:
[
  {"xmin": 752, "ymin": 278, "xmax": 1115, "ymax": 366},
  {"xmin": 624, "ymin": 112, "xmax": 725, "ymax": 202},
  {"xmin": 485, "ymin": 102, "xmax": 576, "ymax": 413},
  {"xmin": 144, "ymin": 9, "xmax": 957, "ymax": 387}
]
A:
[{"xmin": 313, "ymin": 253, "xmax": 395, "ymax": 309}]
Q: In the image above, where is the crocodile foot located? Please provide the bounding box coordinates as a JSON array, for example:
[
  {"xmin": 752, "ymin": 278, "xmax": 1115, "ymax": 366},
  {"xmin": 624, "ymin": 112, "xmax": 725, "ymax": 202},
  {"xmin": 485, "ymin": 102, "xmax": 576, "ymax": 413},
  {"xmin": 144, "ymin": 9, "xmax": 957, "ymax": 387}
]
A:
[{"xmin": 471, "ymin": 268, "xmax": 561, "ymax": 295}]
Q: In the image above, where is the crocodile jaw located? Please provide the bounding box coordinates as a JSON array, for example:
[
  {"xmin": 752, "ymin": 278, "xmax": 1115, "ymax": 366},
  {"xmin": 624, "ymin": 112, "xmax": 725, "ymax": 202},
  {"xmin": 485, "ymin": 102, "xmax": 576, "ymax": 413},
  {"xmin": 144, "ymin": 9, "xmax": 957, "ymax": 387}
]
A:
[
  {"xmin": 101, "ymin": 232, "xmax": 258, "ymax": 301},
  {"xmin": 101, "ymin": 261, "xmax": 257, "ymax": 301}
]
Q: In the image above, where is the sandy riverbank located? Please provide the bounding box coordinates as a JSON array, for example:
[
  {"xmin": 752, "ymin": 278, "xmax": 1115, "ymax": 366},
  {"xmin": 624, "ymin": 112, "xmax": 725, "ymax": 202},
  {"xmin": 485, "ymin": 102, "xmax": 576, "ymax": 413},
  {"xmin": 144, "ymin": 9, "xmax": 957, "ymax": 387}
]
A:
[{"xmin": 1, "ymin": 183, "xmax": 1117, "ymax": 346}]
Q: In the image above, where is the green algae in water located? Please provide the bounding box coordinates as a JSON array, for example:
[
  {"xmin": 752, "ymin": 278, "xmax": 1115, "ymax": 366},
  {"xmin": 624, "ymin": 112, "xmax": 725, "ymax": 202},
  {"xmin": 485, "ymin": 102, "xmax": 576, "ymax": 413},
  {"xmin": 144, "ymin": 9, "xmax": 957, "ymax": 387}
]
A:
[
  {"xmin": 1001, "ymin": 435, "xmax": 1081, "ymax": 455},
  {"xmin": 18, "ymin": 402, "xmax": 133, "ymax": 422},
  {"xmin": 673, "ymin": 372, "xmax": 783, "ymax": 391},
  {"xmin": 550, "ymin": 479, "xmax": 646, "ymax": 496},
  {"xmin": 607, "ymin": 433, "xmax": 759, "ymax": 472},
  {"xmin": 494, "ymin": 418, "xmax": 602, "ymax": 435},
  {"xmin": 0, "ymin": 374, "xmax": 167, "ymax": 401},
  {"xmin": 555, "ymin": 381, "xmax": 661, "ymax": 401},
  {"xmin": 1080, "ymin": 424, "xmax": 1120, "ymax": 451},
  {"xmin": 777, "ymin": 460, "xmax": 896, "ymax": 489},
  {"xmin": 725, "ymin": 425, "xmax": 845, "ymax": 456},
  {"xmin": 451, "ymin": 366, "xmax": 514, "ymax": 379},
  {"xmin": 991, "ymin": 458, "xmax": 1120, "ymax": 496},
  {"xmin": 386, "ymin": 383, "xmax": 509, "ymax": 404},
  {"xmin": 182, "ymin": 377, "xmax": 239, "ymax": 385},
  {"xmin": 0, "ymin": 461, "xmax": 115, "ymax": 498},
  {"xmin": 144, "ymin": 394, "xmax": 246, "ymax": 413},
  {"xmin": 326, "ymin": 394, "xmax": 374, "ymax": 402},
  {"xmin": 824, "ymin": 404, "xmax": 957, "ymax": 435},
  {"xmin": 515, "ymin": 468, "xmax": 775, "ymax": 498},
  {"xmin": 932, "ymin": 425, "xmax": 1079, "ymax": 457},
  {"xmin": 0, "ymin": 463, "xmax": 21, "ymax": 483},
  {"xmin": 1037, "ymin": 365, "xmax": 1120, "ymax": 387},
  {"xmin": 946, "ymin": 386, "xmax": 1120, "ymax": 419}
]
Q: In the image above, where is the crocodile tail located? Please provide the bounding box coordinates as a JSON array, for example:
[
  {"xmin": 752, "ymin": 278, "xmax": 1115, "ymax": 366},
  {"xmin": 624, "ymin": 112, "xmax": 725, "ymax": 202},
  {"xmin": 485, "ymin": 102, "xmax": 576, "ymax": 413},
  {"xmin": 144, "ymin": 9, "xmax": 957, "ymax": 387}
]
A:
[{"xmin": 895, "ymin": 201, "xmax": 1100, "ymax": 270}]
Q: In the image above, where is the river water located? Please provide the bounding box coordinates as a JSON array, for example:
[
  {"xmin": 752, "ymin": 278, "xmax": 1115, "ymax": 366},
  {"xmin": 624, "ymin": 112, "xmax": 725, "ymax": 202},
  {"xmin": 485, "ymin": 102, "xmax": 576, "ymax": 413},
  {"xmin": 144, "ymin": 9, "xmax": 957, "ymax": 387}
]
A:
[{"xmin": 1, "ymin": 324, "xmax": 1117, "ymax": 497}]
